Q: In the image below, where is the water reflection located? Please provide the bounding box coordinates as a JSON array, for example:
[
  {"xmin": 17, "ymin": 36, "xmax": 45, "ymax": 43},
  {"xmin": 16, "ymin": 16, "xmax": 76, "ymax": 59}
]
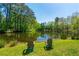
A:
[
  {"xmin": 0, "ymin": 32, "xmax": 53, "ymax": 44},
  {"xmin": 0, "ymin": 32, "xmax": 40, "ymax": 48},
  {"xmin": 37, "ymin": 34, "xmax": 51, "ymax": 42}
]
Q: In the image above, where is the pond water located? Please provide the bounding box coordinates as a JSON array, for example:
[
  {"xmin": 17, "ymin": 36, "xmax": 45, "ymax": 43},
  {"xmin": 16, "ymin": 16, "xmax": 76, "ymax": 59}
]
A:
[{"xmin": 0, "ymin": 32, "xmax": 53, "ymax": 48}]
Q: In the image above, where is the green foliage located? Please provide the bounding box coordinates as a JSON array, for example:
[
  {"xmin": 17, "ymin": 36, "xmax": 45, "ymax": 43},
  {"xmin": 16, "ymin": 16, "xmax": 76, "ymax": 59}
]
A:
[
  {"xmin": 0, "ymin": 3, "xmax": 39, "ymax": 33},
  {"xmin": 38, "ymin": 12, "xmax": 79, "ymax": 40},
  {"xmin": 0, "ymin": 12, "xmax": 7, "ymax": 32},
  {"xmin": 71, "ymin": 15, "xmax": 79, "ymax": 39},
  {"xmin": 0, "ymin": 39, "xmax": 5, "ymax": 48}
]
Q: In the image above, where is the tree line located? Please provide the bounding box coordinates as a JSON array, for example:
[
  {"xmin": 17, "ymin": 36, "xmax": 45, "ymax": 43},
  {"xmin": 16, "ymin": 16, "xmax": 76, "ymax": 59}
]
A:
[{"xmin": 39, "ymin": 12, "xmax": 79, "ymax": 40}]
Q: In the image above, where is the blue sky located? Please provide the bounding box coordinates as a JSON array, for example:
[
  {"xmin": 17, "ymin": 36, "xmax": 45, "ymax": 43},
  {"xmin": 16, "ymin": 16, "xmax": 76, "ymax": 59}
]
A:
[{"xmin": 27, "ymin": 3, "xmax": 79, "ymax": 23}]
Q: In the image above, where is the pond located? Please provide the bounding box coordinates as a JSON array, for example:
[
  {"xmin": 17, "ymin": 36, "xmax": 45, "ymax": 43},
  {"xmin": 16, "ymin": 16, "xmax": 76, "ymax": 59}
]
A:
[{"xmin": 0, "ymin": 32, "xmax": 53, "ymax": 50}]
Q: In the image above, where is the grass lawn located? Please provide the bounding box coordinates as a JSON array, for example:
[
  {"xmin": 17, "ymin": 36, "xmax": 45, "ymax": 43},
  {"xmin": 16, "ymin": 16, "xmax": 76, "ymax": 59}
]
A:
[{"xmin": 0, "ymin": 40, "xmax": 79, "ymax": 56}]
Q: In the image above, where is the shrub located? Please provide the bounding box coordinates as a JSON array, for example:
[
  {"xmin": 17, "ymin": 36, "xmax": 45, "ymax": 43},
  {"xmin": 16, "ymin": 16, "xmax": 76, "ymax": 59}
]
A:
[{"xmin": 60, "ymin": 34, "xmax": 67, "ymax": 39}]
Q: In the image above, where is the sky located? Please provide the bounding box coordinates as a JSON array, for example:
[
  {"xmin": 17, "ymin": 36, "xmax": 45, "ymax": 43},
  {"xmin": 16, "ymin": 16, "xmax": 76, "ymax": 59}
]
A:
[{"xmin": 27, "ymin": 3, "xmax": 79, "ymax": 23}]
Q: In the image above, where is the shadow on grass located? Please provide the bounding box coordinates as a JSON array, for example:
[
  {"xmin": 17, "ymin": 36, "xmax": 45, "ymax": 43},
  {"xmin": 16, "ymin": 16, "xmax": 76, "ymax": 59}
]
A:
[
  {"xmin": 22, "ymin": 47, "xmax": 34, "ymax": 55},
  {"xmin": 22, "ymin": 41, "xmax": 34, "ymax": 56},
  {"xmin": 44, "ymin": 45, "xmax": 53, "ymax": 51},
  {"xmin": 44, "ymin": 38, "xmax": 53, "ymax": 51}
]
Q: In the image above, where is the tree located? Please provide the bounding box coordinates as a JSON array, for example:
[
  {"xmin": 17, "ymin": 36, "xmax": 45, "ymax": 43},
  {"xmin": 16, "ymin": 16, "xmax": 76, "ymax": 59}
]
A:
[
  {"xmin": 71, "ymin": 13, "xmax": 79, "ymax": 39},
  {"xmin": 54, "ymin": 17, "xmax": 60, "ymax": 38},
  {"xmin": 0, "ymin": 3, "xmax": 39, "ymax": 33}
]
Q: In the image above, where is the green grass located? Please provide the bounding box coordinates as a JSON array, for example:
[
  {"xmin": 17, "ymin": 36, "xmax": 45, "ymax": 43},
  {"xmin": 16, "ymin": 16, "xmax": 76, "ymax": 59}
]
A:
[{"xmin": 0, "ymin": 40, "xmax": 79, "ymax": 56}]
